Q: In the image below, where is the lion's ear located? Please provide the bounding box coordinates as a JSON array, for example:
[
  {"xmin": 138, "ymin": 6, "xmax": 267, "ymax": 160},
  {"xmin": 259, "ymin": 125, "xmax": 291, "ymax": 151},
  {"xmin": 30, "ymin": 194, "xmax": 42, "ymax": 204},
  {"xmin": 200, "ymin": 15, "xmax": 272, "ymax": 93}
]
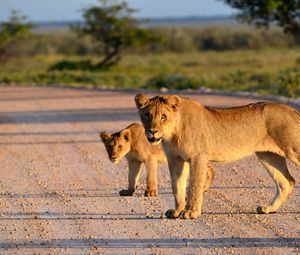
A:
[
  {"xmin": 164, "ymin": 95, "xmax": 181, "ymax": 111},
  {"xmin": 121, "ymin": 129, "xmax": 131, "ymax": 142},
  {"xmin": 135, "ymin": 93, "xmax": 150, "ymax": 110},
  {"xmin": 100, "ymin": 131, "xmax": 111, "ymax": 142}
]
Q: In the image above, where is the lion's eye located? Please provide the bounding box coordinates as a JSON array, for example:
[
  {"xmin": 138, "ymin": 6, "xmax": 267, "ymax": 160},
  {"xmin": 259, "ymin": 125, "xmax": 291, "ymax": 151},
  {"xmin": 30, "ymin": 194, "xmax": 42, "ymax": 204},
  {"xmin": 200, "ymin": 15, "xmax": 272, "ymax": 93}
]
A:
[
  {"xmin": 118, "ymin": 145, "xmax": 122, "ymax": 151},
  {"xmin": 145, "ymin": 113, "xmax": 151, "ymax": 120},
  {"xmin": 161, "ymin": 114, "xmax": 167, "ymax": 121}
]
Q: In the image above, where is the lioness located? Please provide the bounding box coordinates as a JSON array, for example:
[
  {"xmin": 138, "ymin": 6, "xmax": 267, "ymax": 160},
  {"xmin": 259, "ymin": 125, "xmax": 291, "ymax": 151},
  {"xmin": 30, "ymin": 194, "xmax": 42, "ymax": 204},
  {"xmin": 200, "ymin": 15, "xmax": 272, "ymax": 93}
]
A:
[
  {"xmin": 135, "ymin": 93, "xmax": 299, "ymax": 219},
  {"xmin": 101, "ymin": 123, "xmax": 216, "ymax": 197}
]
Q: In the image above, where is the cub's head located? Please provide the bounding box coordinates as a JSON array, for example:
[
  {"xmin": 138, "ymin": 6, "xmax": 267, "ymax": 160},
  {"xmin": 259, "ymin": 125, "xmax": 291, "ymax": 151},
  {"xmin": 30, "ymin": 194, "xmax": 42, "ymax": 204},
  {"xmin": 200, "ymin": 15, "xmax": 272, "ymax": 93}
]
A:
[
  {"xmin": 100, "ymin": 129, "xmax": 131, "ymax": 164},
  {"xmin": 135, "ymin": 93, "xmax": 181, "ymax": 145}
]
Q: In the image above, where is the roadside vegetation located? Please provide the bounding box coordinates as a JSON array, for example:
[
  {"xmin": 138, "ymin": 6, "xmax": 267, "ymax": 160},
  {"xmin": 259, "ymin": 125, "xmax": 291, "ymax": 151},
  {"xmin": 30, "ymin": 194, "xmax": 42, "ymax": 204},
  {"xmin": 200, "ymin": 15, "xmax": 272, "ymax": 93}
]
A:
[
  {"xmin": 1, "ymin": 0, "xmax": 300, "ymax": 98},
  {"xmin": 1, "ymin": 45, "xmax": 300, "ymax": 97}
]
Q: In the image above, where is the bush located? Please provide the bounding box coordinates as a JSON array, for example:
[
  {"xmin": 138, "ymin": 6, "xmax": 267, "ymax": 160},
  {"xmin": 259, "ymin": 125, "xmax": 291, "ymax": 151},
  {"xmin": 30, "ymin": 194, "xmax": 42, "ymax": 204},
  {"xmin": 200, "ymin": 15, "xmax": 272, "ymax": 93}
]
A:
[
  {"xmin": 30, "ymin": 32, "xmax": 100, "ymax": 56},
  {"xmin": 277, "ymin": 68, "xmax": 300, "ymax": 97},
  {"xmin": 0, "ymin": 26, "xmax": 296, "ymax": 59},
  {"xmin": 143, "ymin": 70, "xmax": 277, "ymax": 95},
  {"xmin": 49, "ymin": 60, "xmax": 100, "ymax": 71},
  {"xmin": 162, "ymin": 28, "xmax": 196, "ymax": 53},
  {"xmin": 0, "ymin": 11, "xmax": 33, "ymax": 61},
  {"xmin": 192, "ymin": 27, "xmax": 293, "ymax": 51},
  {"xmin": 143, "ymin": 73, "xmax": 200, "ymax": 90}
]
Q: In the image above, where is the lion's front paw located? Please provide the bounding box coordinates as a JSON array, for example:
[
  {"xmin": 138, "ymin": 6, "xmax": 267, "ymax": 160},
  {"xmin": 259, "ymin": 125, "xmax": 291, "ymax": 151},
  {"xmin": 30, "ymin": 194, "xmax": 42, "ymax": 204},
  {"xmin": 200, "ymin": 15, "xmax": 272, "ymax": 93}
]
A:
[
  {"xmin": 144, "ymin": 189, "xmax": 158, "ymax": 197},
  {"xmin": 164, "ymin": 209, "xmax": 183, "ymax": 219},
  {"xmin": 181, "ymin": 209, "xmax": 201, "ymax": 219},
  {"xmin": 256, "ymin": 205, "xmax": 276, "ymax": 214},
  {"xmin": 119, "ymin": 189, "xmax": 134, "ymax": 196}
]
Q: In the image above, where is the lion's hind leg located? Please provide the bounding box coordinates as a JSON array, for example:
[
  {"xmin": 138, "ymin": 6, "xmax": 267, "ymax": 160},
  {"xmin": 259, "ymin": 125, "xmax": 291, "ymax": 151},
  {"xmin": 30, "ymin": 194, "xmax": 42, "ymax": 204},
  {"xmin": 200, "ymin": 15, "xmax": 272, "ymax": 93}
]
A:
[{"xmin": 256, "ymin": 152, "xmax": 295, "ymax": 214}]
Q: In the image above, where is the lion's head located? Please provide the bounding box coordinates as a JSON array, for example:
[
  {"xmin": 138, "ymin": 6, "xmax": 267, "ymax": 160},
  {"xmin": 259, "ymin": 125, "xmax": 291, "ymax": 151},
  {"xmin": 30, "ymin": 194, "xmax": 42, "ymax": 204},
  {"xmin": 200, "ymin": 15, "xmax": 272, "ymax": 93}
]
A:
[
  {"xmin": 135, "ymin": 93, "xmax": 181, "ymax": 145},
  {"xmin": 100, "ymin": 129, "xmax": 131, "ymax": 164}
]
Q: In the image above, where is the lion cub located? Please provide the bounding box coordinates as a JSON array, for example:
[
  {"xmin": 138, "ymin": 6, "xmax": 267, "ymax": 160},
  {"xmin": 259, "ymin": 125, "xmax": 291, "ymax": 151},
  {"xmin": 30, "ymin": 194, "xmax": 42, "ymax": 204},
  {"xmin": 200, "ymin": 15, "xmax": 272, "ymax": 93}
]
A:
[
  {"xmin": 101, "ymin": 123, "xmax": 215, "ymax": 197},
  {"xmin": 100, "ymin": 123, "xmax": 167, "ymax": 196}
]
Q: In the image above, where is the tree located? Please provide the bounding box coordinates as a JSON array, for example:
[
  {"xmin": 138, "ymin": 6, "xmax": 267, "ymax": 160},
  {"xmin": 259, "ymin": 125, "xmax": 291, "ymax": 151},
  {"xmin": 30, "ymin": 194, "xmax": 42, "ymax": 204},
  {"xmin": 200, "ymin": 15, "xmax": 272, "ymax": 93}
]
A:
[
  {"xmin": 73, "ymin": 0, "xmax": 160, "ymax": 68},
  {"xmin": 0, "ymin": 10, "xmax": 33, "ymax": 61},
  {"xmin": 221, "ymin": 0, "xmax": 300, "ymax": 40}
]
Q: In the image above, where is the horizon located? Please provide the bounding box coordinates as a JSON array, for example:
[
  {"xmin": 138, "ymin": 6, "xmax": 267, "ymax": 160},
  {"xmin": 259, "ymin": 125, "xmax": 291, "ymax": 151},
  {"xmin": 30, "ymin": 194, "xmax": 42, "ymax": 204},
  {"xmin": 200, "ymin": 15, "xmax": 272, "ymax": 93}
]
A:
[{"xmin": 33, "ymin": 14, "xmax": 237, "ymax": 24}]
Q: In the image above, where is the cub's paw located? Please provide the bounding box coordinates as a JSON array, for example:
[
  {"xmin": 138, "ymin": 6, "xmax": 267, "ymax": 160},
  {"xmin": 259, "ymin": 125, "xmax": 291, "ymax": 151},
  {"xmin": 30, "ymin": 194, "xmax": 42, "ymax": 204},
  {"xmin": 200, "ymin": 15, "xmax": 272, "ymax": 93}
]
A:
[
  {"xmin": 164, "ymin": 209, "xmax": 183, "ymax": 219},
  {"xmin": 119, "ymin": 189, "xmax": 134, "ymax": 196},
  {"xmin": 181, "ymin": 209, "xmax": 201, "ymax": 219},
  {"xmin": 144, "ymin": 189, "xmax": 158, "ymax": 197},
  {"xmin": 256, "ymin": 205, "xmax": 276, "ymax": 214}
]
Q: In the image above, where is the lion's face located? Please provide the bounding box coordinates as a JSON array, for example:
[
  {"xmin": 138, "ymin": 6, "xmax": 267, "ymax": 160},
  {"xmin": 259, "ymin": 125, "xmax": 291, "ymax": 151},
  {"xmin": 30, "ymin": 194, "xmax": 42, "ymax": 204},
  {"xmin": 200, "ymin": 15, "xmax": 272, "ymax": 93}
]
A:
[
  {"xmin": 135, "ymin": 94, "xmax": 181, "ymax": 145},
  {"xmin": 100, "ymin": 130, "xmax": 131, "ymax": 164}
]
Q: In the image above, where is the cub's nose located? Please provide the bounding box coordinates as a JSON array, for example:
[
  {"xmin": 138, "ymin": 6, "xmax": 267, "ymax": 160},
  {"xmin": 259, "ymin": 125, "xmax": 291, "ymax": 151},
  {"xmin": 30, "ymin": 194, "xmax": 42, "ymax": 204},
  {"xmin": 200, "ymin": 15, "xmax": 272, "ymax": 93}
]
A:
[
  {"xmin": 150, "ymin": 129, "xmax": 159, "ymax": 135},
  {"xmin": 111, "ymin": 156, "xmax": 118, "ymax": 160}
]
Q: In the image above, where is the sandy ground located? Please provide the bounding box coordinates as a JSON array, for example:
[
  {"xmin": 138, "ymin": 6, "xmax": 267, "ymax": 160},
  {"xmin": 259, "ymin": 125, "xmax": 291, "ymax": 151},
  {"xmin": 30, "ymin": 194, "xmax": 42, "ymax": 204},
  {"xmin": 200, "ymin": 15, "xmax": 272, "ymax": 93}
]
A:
[{"xmin": 0, "ymin": 86, "xmax": 300, "ymax": 255}]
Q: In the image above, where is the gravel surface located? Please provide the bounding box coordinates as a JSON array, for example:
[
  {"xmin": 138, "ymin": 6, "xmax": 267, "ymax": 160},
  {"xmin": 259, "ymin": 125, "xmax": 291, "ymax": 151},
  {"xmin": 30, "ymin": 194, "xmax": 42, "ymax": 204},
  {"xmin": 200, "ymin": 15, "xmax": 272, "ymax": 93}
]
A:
[{"xmin": 0, "ymin": 86, "xmax": 300, "ymax": 255}]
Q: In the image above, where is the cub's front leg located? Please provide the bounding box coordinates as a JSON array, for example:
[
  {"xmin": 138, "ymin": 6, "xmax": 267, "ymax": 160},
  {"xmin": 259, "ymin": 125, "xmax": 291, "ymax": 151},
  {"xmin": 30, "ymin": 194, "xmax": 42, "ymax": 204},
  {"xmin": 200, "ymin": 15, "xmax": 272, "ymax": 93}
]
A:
[
  {"xmin": 165, "ymin": 155, "xmax": 189, "ymax": 218},
  {"xmin": 119, "ymin": 159, "xmax": 142, "ymax": 196},
  {"xmin": 144, "ymin": 158, "xmax": 158, "ymax": 197},
  {"xmin": 182, "ymin": 157, "xmax": 208, "ymax": 219}
]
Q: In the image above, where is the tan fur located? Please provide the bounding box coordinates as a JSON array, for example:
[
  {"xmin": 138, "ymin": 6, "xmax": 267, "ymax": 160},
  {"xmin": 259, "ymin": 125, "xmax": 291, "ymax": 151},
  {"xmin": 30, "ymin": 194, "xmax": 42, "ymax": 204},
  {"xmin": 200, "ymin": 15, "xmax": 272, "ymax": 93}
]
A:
[
  {"xmin": 100, "ymin": 123, "xmax": 165, "ymax": 196},
  {"xmin": 101, "ymin": 123, "xmax": 215, "ymax": 196},
  {"xmin": 135, "ymin": 93, "xmax": 299, "ymax": 219}
]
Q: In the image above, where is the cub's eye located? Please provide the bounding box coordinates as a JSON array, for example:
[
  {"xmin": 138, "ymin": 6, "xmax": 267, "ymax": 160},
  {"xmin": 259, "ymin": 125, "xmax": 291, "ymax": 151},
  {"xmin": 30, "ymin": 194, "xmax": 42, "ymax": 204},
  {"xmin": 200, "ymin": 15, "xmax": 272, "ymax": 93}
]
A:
[
  {"xmin": 161, "ymin": 114, "xmax": 167, "ymax": 121},
  {"xmin": 118, "ymin": 145, "xmax": 122, "ymax": 151}
]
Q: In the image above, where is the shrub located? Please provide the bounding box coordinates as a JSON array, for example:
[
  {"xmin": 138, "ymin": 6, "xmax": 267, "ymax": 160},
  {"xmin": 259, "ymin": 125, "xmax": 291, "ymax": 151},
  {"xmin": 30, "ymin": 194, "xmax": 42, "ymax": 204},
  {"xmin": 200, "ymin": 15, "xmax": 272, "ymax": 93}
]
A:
[
  {"xmin": 49, "ymin": 60, "xmax": 100, "ymax": 71},
  {"xmin": 143, "ymin": 73, "xmax": 201, "ymax": 90},
  {"xmin": 192, "ymin": 27, "xmax": 292, "ymax": 51},
  {"xmin": 1, "ymin": 26, "xmax": 296, "ymax": 59},
  {"xmin": 143, "ymin": 70, "xmax": 278, "ymax": 95},
  {"xmin": 277, "ymin": 68, "xmax": 300, "ymax": 97}
]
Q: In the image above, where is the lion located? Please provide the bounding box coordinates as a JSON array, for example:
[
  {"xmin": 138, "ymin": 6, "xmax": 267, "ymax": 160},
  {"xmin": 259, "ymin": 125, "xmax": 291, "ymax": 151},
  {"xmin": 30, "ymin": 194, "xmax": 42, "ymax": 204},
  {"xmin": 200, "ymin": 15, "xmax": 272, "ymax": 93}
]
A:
[
  {"xmin": 100, "ymin": 123, "xmax": 216, "ymax": 197},
  {"xmin": 100, "ymin": 123, "xmax": 165, "ymax": 196},
  {"xmin": 135, "ymin": 93, "xmax": 300, "ymax": 219}
]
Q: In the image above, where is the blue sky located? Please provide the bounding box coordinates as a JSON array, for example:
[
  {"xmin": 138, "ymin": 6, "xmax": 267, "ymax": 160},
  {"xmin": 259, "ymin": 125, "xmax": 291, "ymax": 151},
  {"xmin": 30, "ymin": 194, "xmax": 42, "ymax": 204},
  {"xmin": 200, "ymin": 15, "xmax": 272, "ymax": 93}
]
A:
[{"xmin": 0, "ymin": 0, "xmax": 236, "ymax": 22}]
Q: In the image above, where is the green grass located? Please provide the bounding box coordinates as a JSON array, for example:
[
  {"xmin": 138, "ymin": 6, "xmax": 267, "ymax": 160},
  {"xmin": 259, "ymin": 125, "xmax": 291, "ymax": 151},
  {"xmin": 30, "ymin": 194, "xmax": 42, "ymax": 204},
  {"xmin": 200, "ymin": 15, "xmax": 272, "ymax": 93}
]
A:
[{"xmin": 1, "ymin": 48, "xmax": 300, "ymax": 97}]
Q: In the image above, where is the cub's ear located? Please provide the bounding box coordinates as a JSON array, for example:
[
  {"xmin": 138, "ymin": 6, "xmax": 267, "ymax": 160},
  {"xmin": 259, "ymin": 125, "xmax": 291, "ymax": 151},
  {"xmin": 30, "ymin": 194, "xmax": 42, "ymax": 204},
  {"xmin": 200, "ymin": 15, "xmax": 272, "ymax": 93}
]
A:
[
  {"xmin": 164, "ymin": 95, "xmax": 181, "ymax": 111},
  {"xmin": 121, "ymin": 129, "xmax": 131, "ymax": 142},
  {"xmin": 100, "ymin": 131, "xmax": 111, "ymax": 142},
  {"xmin": 135, "ymin": 93, "xmax": 150, "ymax": 110}
]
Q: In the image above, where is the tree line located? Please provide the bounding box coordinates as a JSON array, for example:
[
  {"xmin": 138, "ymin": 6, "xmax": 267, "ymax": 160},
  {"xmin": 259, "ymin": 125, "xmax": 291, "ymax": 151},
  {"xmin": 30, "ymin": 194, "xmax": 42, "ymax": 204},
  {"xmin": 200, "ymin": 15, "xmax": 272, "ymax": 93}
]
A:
[{"xmin": 1, "ymin": 0, "xmax": 299, "ymax": 68}]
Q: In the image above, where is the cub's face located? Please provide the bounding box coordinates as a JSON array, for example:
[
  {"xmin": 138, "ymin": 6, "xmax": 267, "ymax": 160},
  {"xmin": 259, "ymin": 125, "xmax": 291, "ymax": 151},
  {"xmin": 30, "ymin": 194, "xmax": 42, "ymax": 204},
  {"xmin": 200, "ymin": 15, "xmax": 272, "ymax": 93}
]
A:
[
  {"xmin": 100, "ymin": 130, "xmax": 131, "ymax": 164},
  {"xmin": 135, "ymin": 94, "xmax": 181, "ymax": 145}
]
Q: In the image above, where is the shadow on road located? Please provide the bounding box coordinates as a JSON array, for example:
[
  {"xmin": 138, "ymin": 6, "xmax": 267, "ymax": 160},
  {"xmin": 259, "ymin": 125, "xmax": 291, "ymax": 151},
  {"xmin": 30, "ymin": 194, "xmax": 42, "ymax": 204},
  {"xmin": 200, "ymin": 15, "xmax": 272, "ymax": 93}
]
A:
[
  {"xmin": 0, "ymin": 93, "xmax": 130, "ymax": 102},
  {"xmin": 0, "ymin": 140, "xmax": 100, "ymax": 145},
  {"xmin": 0, "ymin": 131, "xmax": 97, "ymax": 136},
  {"xmin": 0, "ymin": 237, "xmax": 299, "ymax": 249},
  {"xmin": 0, "ymin": 108, "xmax": 139, "ymax": 124}
]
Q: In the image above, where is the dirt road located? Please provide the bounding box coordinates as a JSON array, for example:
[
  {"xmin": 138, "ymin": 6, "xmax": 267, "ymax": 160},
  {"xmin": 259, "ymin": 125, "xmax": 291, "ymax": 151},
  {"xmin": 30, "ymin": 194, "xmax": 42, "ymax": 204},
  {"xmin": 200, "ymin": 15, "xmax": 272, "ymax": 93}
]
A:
[{"xmin": 0, "ymin": 86, "xmax": 299, "ymax": 255}]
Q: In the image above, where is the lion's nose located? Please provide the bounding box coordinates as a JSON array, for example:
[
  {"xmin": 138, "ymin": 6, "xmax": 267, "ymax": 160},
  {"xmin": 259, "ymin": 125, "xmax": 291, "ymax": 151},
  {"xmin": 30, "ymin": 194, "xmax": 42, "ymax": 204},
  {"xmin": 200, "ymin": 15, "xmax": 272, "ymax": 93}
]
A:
[
  {"xmin": 150, "ymin": 129, "xmax": 159, "ymax": 135},
  {"xmin": 111, "ymin": 156, "xmax": 118, "ymax": 160}
]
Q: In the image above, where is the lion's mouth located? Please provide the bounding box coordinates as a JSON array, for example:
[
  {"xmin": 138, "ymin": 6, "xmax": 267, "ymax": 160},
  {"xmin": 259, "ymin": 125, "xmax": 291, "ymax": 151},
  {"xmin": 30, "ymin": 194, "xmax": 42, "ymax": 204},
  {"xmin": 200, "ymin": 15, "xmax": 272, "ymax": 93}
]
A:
[
  {"xmin": 147, "ymin": 137, "xmax": 163, "ymax": 144},
  {"xmin": 111, "ymin": 158, "xmax": 120, "ymax": 164}
]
